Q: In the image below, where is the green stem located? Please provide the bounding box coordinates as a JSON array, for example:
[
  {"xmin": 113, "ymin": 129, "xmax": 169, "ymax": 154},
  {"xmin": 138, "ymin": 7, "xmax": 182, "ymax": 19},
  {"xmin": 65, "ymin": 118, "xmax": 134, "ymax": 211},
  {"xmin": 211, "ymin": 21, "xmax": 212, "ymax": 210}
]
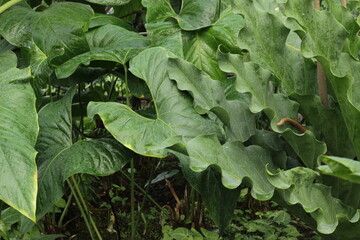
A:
[
  {"xmin": 48, "ymin": 81, "xmax": 53, "ymax": 103},
  {"xmin": 67, "ymin": 179, "xmax": 96, "ymax": 240},
  {"xmin": 130, "ymin": 158, "xmax": 136, "ymax": 240},
  {"xmin": 135, "ymin": 160, "xmax": 160, "ymax": 226},
  {"xmin": 58, "ymin": 191, "xmax": 74, "ymax": 226},
  {"xmin": 118, "ymin": 168, "xmax": 162, "ymax": 210},
  {"xmin": 108, "ymin": 76, "xmax": 118, "ymax": 101},
  {"xmin": 123, "ymin": 64, "xmax": 130, "ymax": 107},
  {"xmin": 0, "ymin": 0, "xmax": 22, "ymax": 14},
  {"xmin": 71, "ymin": 176, "xmax": 103, "ymax": 240},
  {"xmin": 78, "ymin": 84, "xmax": 84, "ymax": 135}
]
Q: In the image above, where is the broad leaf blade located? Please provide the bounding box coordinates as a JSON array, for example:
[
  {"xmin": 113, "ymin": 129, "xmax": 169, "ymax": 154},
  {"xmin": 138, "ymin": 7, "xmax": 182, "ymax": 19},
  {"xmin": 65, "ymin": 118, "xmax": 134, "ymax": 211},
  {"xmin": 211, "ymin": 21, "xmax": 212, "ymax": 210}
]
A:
[
  {"xmin": 218, "ymin": 51, "xmax": 326, "ymax": 169},
  {"xmin": 56, "ymin": 24, "xmax": 149, "ymax": 79},
  {"xmin": 37, "ymin": 138, "xmax": 131, "ymax": 218},
  {"xmin": 178, "ymin": 153, "xmax": 240, "ymax": 232},
  {"xmin": 88, "ymin": 48, "xmax": 223, "ymax": 157},
  {"xmin": 36, "ymin": 88, "xmax": 132, "ymax": 218},
  {"xmin": 185, "ymin": 135, "xmax": 275, "ymax": 199},
  {"xmin": 268, "ymin": 167, "xmax": 359, "ymax": 234},
  {"xmin": 319, "ymin": 156, "xmax": 360, "ymax": 184},
  {"xmin": 0, "ymin": 53, "xmax": 37, "ymax": 221},
  {"xmin": 233, "ymin": 0, "xmax": 317, "ymax": 95},
  {"xmin": 0, "ymin": 2, "xmax": 93, "ymax": 85}
]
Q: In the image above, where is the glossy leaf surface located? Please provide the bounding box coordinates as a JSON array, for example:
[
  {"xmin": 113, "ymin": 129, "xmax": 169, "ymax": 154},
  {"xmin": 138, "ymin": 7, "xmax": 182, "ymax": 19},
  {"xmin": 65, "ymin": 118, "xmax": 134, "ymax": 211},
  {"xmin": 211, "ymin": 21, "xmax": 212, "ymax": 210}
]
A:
[{"xmin": 0, "ymin": 52, "xmax": 37, "ymax": 221}]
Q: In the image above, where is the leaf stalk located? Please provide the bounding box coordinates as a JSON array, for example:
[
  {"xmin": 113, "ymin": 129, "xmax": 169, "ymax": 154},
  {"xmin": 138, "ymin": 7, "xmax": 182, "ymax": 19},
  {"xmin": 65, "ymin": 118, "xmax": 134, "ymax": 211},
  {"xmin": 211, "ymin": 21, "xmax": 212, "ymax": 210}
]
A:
[{"xmin": 0, "ymin": 0, "xmax": 22, "ymax": 14}]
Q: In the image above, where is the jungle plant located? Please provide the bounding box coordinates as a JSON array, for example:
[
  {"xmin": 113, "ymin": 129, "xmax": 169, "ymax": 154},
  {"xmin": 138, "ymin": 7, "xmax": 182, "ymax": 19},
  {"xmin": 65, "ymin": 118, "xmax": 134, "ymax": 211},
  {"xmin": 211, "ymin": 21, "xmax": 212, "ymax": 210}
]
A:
[{"xmin": 0, "ymin": 0, "xmax": 359, "ymax": 239}]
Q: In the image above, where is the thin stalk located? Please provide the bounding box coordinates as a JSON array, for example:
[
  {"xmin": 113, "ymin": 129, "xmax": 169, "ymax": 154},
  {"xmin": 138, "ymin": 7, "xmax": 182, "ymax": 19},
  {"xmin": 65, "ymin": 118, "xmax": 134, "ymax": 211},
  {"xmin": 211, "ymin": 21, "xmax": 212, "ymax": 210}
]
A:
[
  {"xmin": 313, "ymin": 0, "xmax": 329, "ymax": 108},
  {"xmin": 314, "ymin": 0, "xmax": 320, "ymax": 9},
  {"xmin": 118, "ymin": 168, "xmax": 162, "ymax": 210},
  {"xmin": 0, "ymin": 0, "xmax": 22, "ymax": 14},
  {"xmin": 71, "ymin": 176, "xmax": 103, "ymax": 240},
  {"xmin": 341, "ymin": 0, "xmax": 347, "ymax": 7},
  {"xmin": 48, "ymin": 81, "xmax": 53, "ymax": 103},
  {"xmin": 58, "ymin": 191, "xmax": 74, "ymax": 226},
  {"xmin": 108, "ymin": 76, "xmax": 118, "ymax": 101},
  {"xmin": 78, "ymin": 84, "xmax": 84, "ymax": 134},
  {"xmin": 130, "ymin": 158, "xmax": 136, "ymax": 240},
  {"xmin": 135, "ymin": 160, "xmax": 158, "ymax": 229},
  {"xmin": 123, "ymin": 64, "xmax": 130, "ymax": 107},
  {"xmin": 67, "ymin": 179, "xmax": 96, "ymax": 240},
  {"xmin": 317, "ymin": 62, "xmax": 329, "ymax": 107}
]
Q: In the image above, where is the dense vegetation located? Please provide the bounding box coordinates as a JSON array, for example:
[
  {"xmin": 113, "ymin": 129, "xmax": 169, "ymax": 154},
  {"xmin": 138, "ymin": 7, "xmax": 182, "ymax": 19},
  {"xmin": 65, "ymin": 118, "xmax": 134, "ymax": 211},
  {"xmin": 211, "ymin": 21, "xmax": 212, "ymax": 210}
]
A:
[{"xmin": 0, "ymin": 0, "xmax": 359, "ymax": 239}]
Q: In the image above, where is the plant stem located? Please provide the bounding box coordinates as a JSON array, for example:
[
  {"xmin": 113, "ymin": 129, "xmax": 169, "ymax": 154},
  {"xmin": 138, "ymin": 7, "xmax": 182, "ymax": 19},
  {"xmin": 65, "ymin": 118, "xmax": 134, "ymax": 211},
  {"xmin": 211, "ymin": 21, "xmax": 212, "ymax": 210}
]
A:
[
  {"xmin": 0, "ymin": 0, "xmax": 22, "ymax": 14},
  {"xmin": 78, "ymin": 84, "xmax": 84, "ymax": 135},
  {"xmin": 317, "ymin": 62, "xmax": 329, "ymax": 107},
  {"xmin": 119, "ymin": 168, "xmax": 162, "ymax": 210},
  {"xmin": 123, "ymin": 64, "xmax": 130, "ymax": 107},
  {"xmin": 108, "ymin": 75, "xmax": 118, "ymax": 101},
  {"xmin": 130, "ymin": 158, "xmax": 136, "ymax": 240},
  {"xmin": 341, "ymin": 0, "xmax": 347, "ymax": 7},
  {"xmin": 313, "ymin": 0, "xmax": 329, "ymax": 108},
  {"xmin": 71, "ymin": 176, "xmax": 103, "ymax": 240},
  {"xmin": 58, "ymin": 191, "xmax": 74, "ymax": 226},
  {"xmin": 67, "ymin": 179, "xmax": 96, "ymax": 240},
  {"xmin": 314, "ymin": 0, "xmax": 320, "ymax": 9}
]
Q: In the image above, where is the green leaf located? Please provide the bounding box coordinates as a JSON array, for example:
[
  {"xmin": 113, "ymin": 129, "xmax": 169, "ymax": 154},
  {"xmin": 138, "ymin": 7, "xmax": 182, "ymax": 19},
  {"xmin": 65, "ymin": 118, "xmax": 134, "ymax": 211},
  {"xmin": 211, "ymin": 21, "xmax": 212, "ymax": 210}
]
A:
[
  {"xmin": 0, "ymin": 53, "xmax": 37, "ymax": 221},
  {"xmin": 175, "ymin": 0, "xmax": 220, "ymax": 30},
  {"xmin": 268, "ymin": 167, "xmax": 359, "ymax": 234},
  {"xmin": 89, "ymin": 13, "xmax": 133, "ymax": 30},
  {"xmin": 292, "ymin": 94, "xmax": 356, "ymax": 158},
  {"xmin": 185, "ymin": 135, "xmax": 275, "ymax": 199},
  {"xmin": 167, "ymin": 57, "xmax": 228, "ymax": 121},
  {"xmin": 36, "ymin": 88, "xmax": 132, "ymax": 218},
  {"xmin": 142, "ymin": 0, "xmax": 176, "ymax": 23},
  {"xmin": 0, "ymin": 50, "xmax": 16, "ymax": 73},
  {"xmin": 233, "ymin": 0, "xmax": 317, "ymax": 95},
  {"xmin": 144, "ymin": 1, "xmax": 244, "ymax": 80},
  {"xmin": 285, "ymin": 0, "xmax": 348, "ymax": 63},
  {"xmin": 218, "ymin": 51, "xmax": 326, "ymax": 169},
  {"xmin": 178, "ymin": 153, "xmax": 240, "ymax": 232},
  {"xmin": 284, "ymin": 0, "xmax": 360, "ymax": 157},
  {"xmin": 143, "ymin": 0, "xmax": 220, "ymax": 31},
  {"xmin": 85, "ymin": 0, "xmax": 131, "ymax": 6},
  {"xmin": 319, "ymin": 156, "xmax": 360, "ymax": 184},
  {"xmin": 88, "ymin": 47, "xmax": 223, "ymax": 157},
  {"xmin": 0, "ymin": 2, "xmax": 93, "ymax": 85},
  {"xmin": 56, "ymin": 24, "xmax": 149, "ymax": 79}
]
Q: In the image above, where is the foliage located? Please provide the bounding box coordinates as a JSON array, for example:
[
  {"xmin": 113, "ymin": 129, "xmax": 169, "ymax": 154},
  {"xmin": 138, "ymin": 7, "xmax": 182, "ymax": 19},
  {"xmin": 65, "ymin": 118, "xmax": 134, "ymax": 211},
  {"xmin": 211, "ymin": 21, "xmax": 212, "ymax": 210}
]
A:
[{"xmin": 0, "ymin": 0, "xmax": 359, "ymax": 239}]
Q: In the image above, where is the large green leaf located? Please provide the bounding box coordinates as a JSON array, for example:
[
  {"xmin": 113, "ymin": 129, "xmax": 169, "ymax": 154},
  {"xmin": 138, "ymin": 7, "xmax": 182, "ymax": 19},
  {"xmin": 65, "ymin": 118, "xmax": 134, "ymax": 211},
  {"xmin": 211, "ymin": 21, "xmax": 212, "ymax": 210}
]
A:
[
  {"xmin": 144, "ymin": 2, "xmax": 243, "ymax": 80},
  {"xmin": 218, "ymin": 51, "xmax": 326, "ymax": 169},
  {"xmin": 185, "ymin": 135, "xmax": 275, "ymax": 199},
  {"xmin": 292, "ymin": 94, "xmax": 356, "ymax": 158},
  {"xmin": 55, "ymin": 24, "xmax": 149, "ymax": 79},
  {"xmin": 175, "ymin": 0, "xmax": 220, "ymax": 30},
  {"xmin": 143, "ymin": 0, "xmax": 220, "ymax": 31},
  {"xmin": 0, "ymin": 2, "xmax": 93, "ymax": 85},
  {"xmin": 0, "ymin": 52, "xmax": 37, "ymax": 221},
  {"xmin": 319, "ymin": 156, "xmax": 360, "ymax": 184},
  {"xmin": 284, "ymin": 0, "xmax": 360, "ymax": 157},
  {"xmin": 167, "ymin": 57, "xmax": 255, "ymax": 141},
  {"xmin": 233, "ymin": 0, "xmax": 317, "ymax": 95},
  {"xmin": 88, "ymin": 47, "xmax": 223, "ymax": 157},
  {"xmin": 177, "ymin": 153, "xmax": 240, "ymax": 232},
  {"xmin": 268, "ymin": 167, "xmax": 359, "ymax": 234},
  {"xmin": 36, "ymin": 88, "xmax": 132, "ymax": 218}
]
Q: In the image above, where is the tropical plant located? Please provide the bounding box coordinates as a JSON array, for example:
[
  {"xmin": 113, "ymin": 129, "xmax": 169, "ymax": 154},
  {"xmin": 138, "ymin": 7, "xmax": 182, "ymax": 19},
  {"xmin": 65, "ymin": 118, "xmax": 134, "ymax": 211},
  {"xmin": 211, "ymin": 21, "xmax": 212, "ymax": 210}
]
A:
[{"xmin": 0, "ymin": 0, "xmax": 359, "ymax": 239}]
